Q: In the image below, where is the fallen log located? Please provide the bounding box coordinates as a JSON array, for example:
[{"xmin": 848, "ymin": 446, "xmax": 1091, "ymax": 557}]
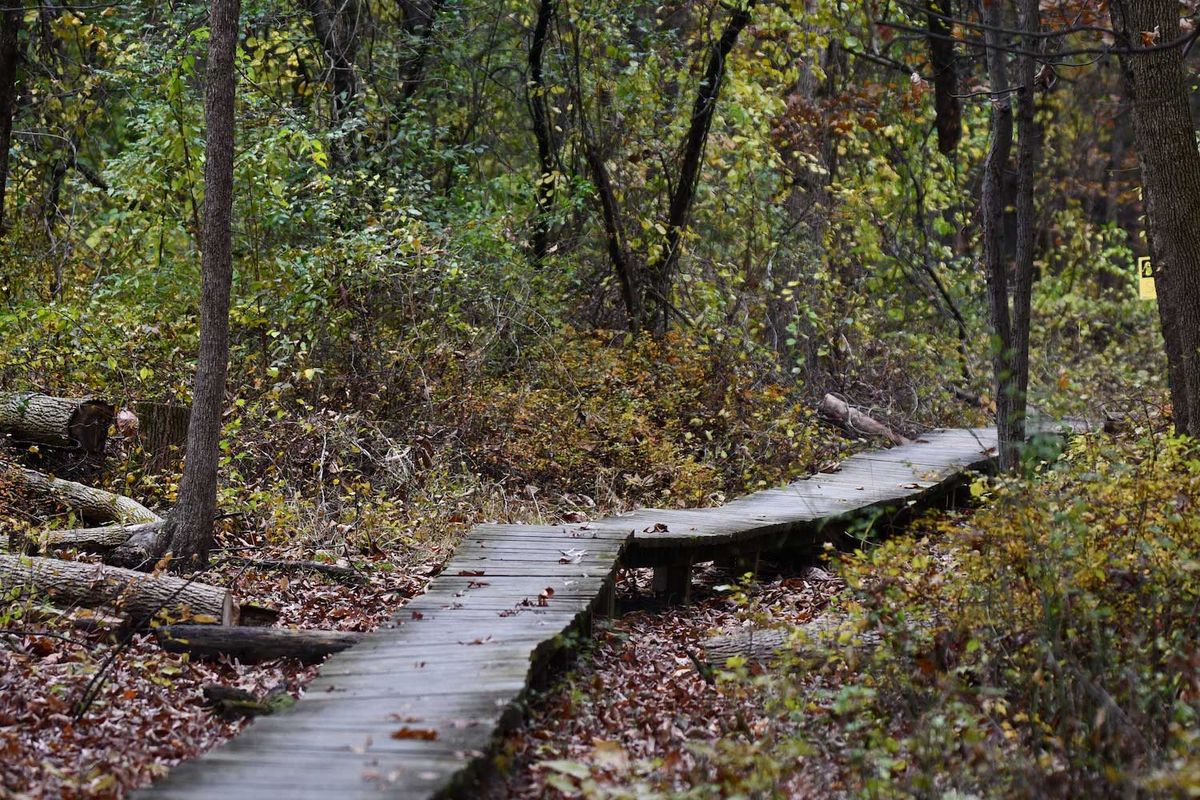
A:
[
  {"xmin": 202, "ymin": 683, "xmax": 296, "ymax": 718},
  {"xmin": 32, "ymin": 603, "xmax": 126, "ymax": 633},
  {"xmin": 156, "ymin": 625, "xmax": 364, "ymax": 663},
  {"xmin": 14, "ymin": 521, "xmax": 164, "ymax": 556},
  {"xmin": 701, "ymin": 617, "xmax": 881, "ymax": 668},
  {"xmin": 0, "ymin": 553, "xmax": 235, "ymax": 624},
  {"xmin": 703, "ymin": 628, "xmax": 789, "ymax": 666},
  {"xmin": 5, "ymin": 465, "xmax": 161, "ymax": 526},
  {"xmin": 819, "ymin": 393, "xmax": 913, "ymax": 446},
  {"xmin": 223, "ymin": 557, "xmax": 366, "ymax": 584},
  {"xmin": 0, "ymin": 393, "xmax": 115, "ymax": 454}
]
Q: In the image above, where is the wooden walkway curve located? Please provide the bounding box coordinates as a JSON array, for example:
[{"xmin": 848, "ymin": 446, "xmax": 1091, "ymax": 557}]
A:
[{"xmin": 136, "ymin": 425, "xmax": 1063, "ymax": 799}]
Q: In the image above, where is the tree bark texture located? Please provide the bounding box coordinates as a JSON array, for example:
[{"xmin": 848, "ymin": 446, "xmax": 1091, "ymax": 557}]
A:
[
  {"xmin": 0, "ymin": 393, "xmax": 114, "ymax": 454},
  {"xmin": 528, "ymin": 0, "xmax": 557, "ymax": 265},
  {"xmin": 0, "ymin": 1, "xmax": 20, "ymax": 233},
  {"xmin": 926, "ymin": 0, "xmax": 960, "ymax": 155},
  {"xmin": 162, "ymin": 0, "xmax": 240, "ymax": 567},
  {"xmin": 133, "ymin": 401, "xmax": 190, "ymax": 472},
  {"xmin": 301, "ymin": 0, "xmax": 360, "ymax": 125},
  {"xmin": 1113, "ymin": 0, "xmax": 1200, "ymax": 437},
  {"xmin": 1009, "ymin": 0, "xmax": 1042, "ymax": 455},
  {"xmin": 396, "ymin": 0, "xmax": 444, "ymax": 102},
  {"xmin": 156, "ymin": 624, "xmax": 363, "ymax": 662},
  {"xmin": 703, "ymin": 627, "xmax": 788, "ymax": 666},
  {"xmin": 980, "ymin": 2, "xmax": 1018, "ymax": 471},
  {"xmin": 0, "ymin": 553, "xmax": 234, "ymax": 624}
]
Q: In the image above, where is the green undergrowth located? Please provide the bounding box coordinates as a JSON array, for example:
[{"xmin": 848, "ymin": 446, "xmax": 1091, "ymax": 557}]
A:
[{"xmin": 708, "ymin": 428, "xmax": 1200, "ymax": 798}]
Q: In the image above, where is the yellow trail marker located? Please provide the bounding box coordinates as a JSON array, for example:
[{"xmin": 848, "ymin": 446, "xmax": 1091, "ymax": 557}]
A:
[{"xmin": 1139, "ymin": 256, "xmax": 1157, "ymax": 300}]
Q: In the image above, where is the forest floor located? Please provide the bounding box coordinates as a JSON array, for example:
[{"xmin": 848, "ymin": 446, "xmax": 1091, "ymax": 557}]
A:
[
  {"xmin": 494, "ymin": 563, "xmax": 847, "ymax": 799},
  {"xmin": 0, "ymin": 527, "xmax": 440, "ymax": 798}
]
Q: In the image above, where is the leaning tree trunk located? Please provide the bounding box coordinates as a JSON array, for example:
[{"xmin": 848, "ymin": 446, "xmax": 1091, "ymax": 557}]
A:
[
  {"xmin": 980, "ymin": 1, "xmax": 1018, "ymax": 471},
  {"xmin": 1114, "ymin": 0, "xmax": 1200, "ymax": 437},
  {"xmin": 0, "ymin": 553, "xmax": 235, "ymax": 624},
  {"xmin": 160, "ymin": 0, "xmax": 240, "ymax": 568},
  {"xmin": 0, "ymin": 393, "xmax": 114, "ymax": 454},
  {"xmin": 0, "ymin": 1, "xmax": 19, "ymax": 234}
]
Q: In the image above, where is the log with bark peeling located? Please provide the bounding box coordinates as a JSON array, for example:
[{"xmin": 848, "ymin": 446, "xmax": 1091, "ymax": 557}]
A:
[
  {"xmin": 0, "ymin": 553, "xmax": 235, "ymax": 624},
  {"xmin": 156, "ymin": 625, "xmax": 364, "ymax": 662},
  {"xmin": 0, "ymin": 393, "xmax": 115, "ymax": 454},
  {"xmin": 819, "ymin": 393, "xmax": 913, "ymax": 446}
]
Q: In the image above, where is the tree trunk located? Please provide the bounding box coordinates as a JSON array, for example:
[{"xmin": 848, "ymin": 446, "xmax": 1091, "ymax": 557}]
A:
[
  {"xmin": 0, "ymin": 1, "xmax": 20, "ymax": 234},
  {"xmin": 582, "ymin": 142, "xmax": 643, "ymax": 329},
  {"xmin": 301, "ymin": 0, "xmax": 360, "ymax": 127},
  {"xmin": 160, "ymin": 0, "xmax": 240, "ymax": 568},
  {"xmin": 0, "ymin": 553, "xmax": 235, "ymax": 624},
  {"xmin": 0, "ymin": 393, "xmax": 114, "ymax": 454},
  {"xmin": 1113, "ymin": 0, "xmax": 1200, "ymax": 437},
  {"xmin": 980, "ymin": 2, "xmax": 1017, "ymax": 471},
  {"xmin": 926, "ymin": 0, "xmax": 960, "ymax": 155},
  {"xmin": 1009, "ymin": 0, "xmax": 1041, "ymax": 454},
  {"xmin": 5, "ymin": 465, "xmax": 161, "ymax": 526},
  {"xmin": 649, "ymin": 0, "xmax": 757, "ymax": 334},
  {"xmin": 156, "ymin": 625, "xmax": 363, "ymax": 662},
  {"xmin": 396, "ymin": 0, "xmax": 444, "ymax": 103},
  {"xmin": 528, "ymin": 0, "xmax": 557, "ymax": 265}
]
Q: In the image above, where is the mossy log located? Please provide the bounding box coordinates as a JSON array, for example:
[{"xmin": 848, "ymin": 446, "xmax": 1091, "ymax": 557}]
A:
[
  {"xmin": 156, "ymin": 625, "xmax": 364, "ymax": 662},
  {"xmin": 0, "ymin": 393, "xmax": 114, "ymax": 453},
  {"xmin": 0, "ymin": 553, "xmax": 234, "ymax": 624}
]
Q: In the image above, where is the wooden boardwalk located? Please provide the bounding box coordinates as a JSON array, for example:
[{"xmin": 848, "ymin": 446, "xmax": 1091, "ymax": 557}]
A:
[{"xmin": 137, "ymin": 425, "xmax": 1054, "ymax": 799}]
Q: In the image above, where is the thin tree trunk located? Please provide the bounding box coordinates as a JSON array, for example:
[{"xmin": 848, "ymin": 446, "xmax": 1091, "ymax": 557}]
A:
[
  {"xmin": 528, "ymin": 0, "xmax": 557, "ymax": 265},
  {"xmin": 1113, "ymin": 0, "xmax": 1200, "ymax": 436},
  {"xmin": 980, "ymin": 0, "xmax": 1017, "ymax": 470},
  {"xmin": 583, "ymin": 143, "xmax": 642, "ymax": 329},
  {"xmin": 926, "ymin": 0, "xmax": 960, "ymax": 155},
  {"xmin": 161, "ymin": 0, "xmax": 240, "ymax": 568},
  {"xmin": 0, "ymin": 1, "xmax": 20, "ymax": 234},
  {"xmin": 397, "ymin": 0, "xmax": 444, "ymax": 103},
  {"xmin": 1010, "ymin": 0, "xmax": 1042, "ymax": 451},
  {"xmin": 301, "ymin": 0, "xmax": 360, "ymax": 127},
  {"xmin": 650, "ymin": 0, "xmax": 756, "ymax": 334}
]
